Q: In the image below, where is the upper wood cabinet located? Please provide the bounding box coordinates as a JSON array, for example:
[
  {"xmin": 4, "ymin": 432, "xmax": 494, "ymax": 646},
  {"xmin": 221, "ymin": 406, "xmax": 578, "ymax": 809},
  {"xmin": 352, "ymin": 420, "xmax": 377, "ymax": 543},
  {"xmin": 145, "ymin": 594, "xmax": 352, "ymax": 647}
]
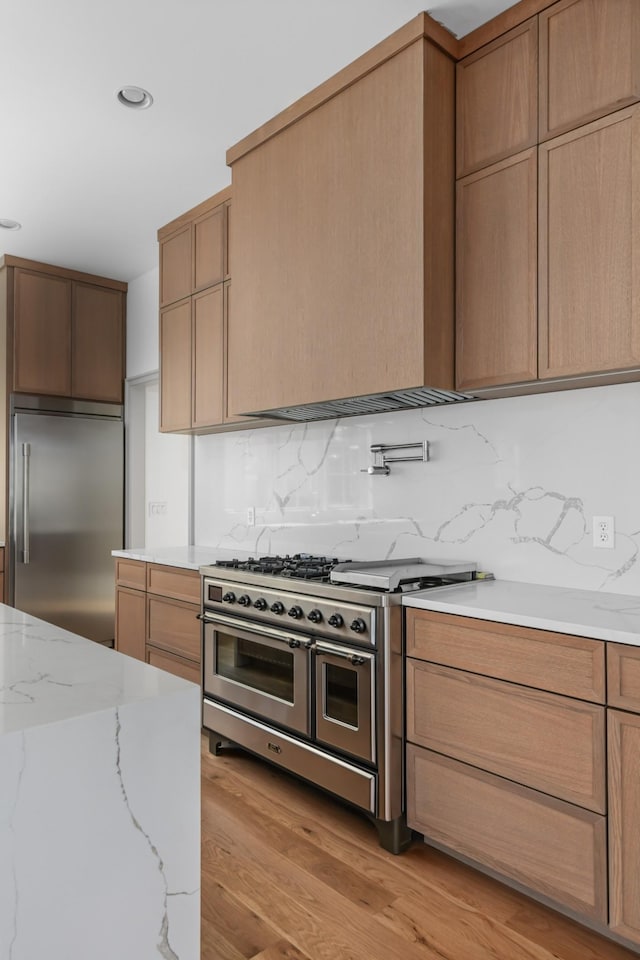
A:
[
  {"xmin": 456, "ymin": 149, "xmax": 538, "ymax": 390},
  {"xmin": 226, "ymin": 24, "xmax": 455, "ymax": 417},
  {"xmin": 539, "ymin": 105, "xmax": 640, "ymax": 379},
  {"xmin": 539, "ymin": 0, "xmax": 640, "ymax": 141},
  {"xmin": 159, "ymin": 286, "xmax": 227, "ymax": 432},
  {"xmin": 457, "ymin": 18, "xmax": 538, "ymax": 177},
  {"xmin": 72, "ymin": 283, "xmax": 125, "ymax": 403},
  {"xmin": 10, "ymin": 260, "xmax": 126, "ymax": 403},
  {"xmin": 158, "ymin": 188, "xmax": 259, "ymax": 434},
  {"xmin": 14, "ymin": 269, "xmax": 71, "ymax": 396},
  {"xmin": 159, "ymin": 193, "xmax": 228, "ymax": 308}
]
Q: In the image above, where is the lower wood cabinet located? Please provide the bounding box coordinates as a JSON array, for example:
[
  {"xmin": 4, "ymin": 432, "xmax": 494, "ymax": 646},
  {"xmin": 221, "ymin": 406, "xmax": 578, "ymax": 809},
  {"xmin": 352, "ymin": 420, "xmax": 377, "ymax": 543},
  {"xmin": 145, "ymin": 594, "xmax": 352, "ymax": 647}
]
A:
[
  {"xmin": 115, "ymin": 558, "xmax": 201, "ymax": 684},
  {"xmin": 608, "ymin": 708, "xmax": 640, "ymax": 944},
  {"xmin": 405, "ymin": 607, "xmax": 614, "ymax": 936},
  {"xmin": 407, "ymin": 745, "xmax": 607, "ymax": 922}
]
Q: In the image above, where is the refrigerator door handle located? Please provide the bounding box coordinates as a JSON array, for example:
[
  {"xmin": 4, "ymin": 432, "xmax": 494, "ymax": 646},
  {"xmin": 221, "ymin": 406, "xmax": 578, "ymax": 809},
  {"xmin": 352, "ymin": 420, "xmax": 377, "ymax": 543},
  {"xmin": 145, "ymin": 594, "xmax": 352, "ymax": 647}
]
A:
[{"xmin": 22, "ymin": 442, "xmax": 30, "ymax": 564}]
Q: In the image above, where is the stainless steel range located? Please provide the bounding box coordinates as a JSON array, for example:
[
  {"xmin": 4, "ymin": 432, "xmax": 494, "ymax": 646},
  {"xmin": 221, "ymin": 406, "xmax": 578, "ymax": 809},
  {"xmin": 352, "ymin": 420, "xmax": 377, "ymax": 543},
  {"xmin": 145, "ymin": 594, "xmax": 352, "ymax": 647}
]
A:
[{"xmin": 199, "ymin": 554, "xmax": 477, "ymax": 853}]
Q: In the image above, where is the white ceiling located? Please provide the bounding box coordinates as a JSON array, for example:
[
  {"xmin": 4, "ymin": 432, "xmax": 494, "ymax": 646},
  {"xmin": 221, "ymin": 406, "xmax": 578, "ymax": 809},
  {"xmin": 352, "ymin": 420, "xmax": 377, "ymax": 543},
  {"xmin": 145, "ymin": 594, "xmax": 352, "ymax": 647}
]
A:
[{"xmin": 0, "ymin": 0, "xmax": 513, "ymax": 284}]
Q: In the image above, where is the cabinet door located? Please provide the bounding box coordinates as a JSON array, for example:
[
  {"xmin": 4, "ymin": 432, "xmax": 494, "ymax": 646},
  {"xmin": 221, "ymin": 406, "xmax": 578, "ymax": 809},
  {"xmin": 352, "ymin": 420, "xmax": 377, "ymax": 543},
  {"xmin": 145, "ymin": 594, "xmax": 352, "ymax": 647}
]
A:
[
  {"xmin": 608, "ymin": 709, "xmax": 640, "ymax": 945},
  {"xmin": 147, "ymin": 646, "xmax": 200, "ymax": 685},
  {"xmin": 13, "ymin": 268, "xmax": 71, "ymax": 395},
  {"xmin": 194, "ymin": 204, "xmax": 225, "ymax": 291},
  {"xmin": 72, "ymin": 283, "xmax": 124, "ymax": 402},
  {"xmin": 457, "ymin": 18, "xmax": 538, "ymax": 177},
  {"xmin": 456, "ymin": 149, "xmax": 537, "ymax": 390},
  {"xmin": 540, "ymin": 0, "xmax": 640, "ymax": 141},
  {"xmin": 192, "ymin": 285, "xmax": 224, "ymax": 428},
  {"xmin": 115, "ymin": 586, "xmax": 146, "ymax": 661},
  {"xmin": 160, "ymin": 224, "xmax": 192, "ymax": 306},
  {"xmin": 407, "ymin": 746, "xmax": 607, "ymax": 923},
  {"xmin": 539, "ymin": 105, "xmax": 640, "ymax": 378},
  {"xmin": 147, "ymin": 595, "xmax": 200, "ymax": 662},
  {"xmin": 406, "ymin": 659, "xmax": 606, "ymax": 812},
  {"xmin": 160, "ymin": 298, "xmax": 192, "ymax": 431}
]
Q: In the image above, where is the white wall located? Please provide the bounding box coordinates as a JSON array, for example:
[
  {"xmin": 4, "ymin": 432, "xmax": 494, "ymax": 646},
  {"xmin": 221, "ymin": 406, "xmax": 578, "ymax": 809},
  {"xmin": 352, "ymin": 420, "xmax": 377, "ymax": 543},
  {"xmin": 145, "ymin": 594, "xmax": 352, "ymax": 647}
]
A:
[
  {"xmin": 126, "ymin": 268, "xmax": 159, "ymax": 378},
  {"xmin": 193, "ymin": 382, "xmax": 640, "ymax": 595}
]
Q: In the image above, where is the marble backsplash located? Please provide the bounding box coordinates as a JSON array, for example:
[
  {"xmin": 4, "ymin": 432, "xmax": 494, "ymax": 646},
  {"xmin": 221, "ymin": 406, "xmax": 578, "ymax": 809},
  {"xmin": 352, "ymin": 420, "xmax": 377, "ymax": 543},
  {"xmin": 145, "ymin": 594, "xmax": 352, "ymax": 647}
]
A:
[{"xmin": 194, "ymin": 381, "xmax": 640, "ymax": 595}]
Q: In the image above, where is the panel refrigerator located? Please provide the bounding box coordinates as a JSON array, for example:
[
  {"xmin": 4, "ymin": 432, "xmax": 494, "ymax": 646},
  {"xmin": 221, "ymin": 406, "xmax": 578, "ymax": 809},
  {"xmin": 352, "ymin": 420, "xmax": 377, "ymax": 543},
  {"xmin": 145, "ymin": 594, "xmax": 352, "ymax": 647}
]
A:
[{"xmin": 9, "ymin": 395, "xmax": 124, "ymax": 643}]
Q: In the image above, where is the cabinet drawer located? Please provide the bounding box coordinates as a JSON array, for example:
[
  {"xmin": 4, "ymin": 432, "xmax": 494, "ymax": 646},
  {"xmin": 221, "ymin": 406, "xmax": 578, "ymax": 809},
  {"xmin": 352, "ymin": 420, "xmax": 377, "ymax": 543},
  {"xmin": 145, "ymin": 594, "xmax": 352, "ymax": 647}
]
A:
[
  {"xmin": 115, "ymin": 558, "xmax": 146, "ymax": 591},
  {"xmin": 607, "ymin": 643, "xmax": 640, "ymax": 711},
  {"xmin": 405, "ymin": 608, "xmax": 605, "ymax": 703},
  {"xmin": 147, "ymin": 563, "xmax": 200, "ymax": 604},
  {"xmin": 0, "ymin": 546, "xmax": 4, "ymax": 573},
  {"xmin": 147, "ymin": 646, "xmax": 201, "ymax": 685},
  {"xmin": 115, "ymin": 586, "xmax": 146, "ymax": 662},
  {"xmin": 406, "ymin": 659, "xmax": 605, "ymax": 812},
  {"xmin": 147, "ymin": 595, "xmax": 200, "ymax": 662},
  {"xmin": 406, "ymin": 745, "xmax": 607, "ymax": 923}
]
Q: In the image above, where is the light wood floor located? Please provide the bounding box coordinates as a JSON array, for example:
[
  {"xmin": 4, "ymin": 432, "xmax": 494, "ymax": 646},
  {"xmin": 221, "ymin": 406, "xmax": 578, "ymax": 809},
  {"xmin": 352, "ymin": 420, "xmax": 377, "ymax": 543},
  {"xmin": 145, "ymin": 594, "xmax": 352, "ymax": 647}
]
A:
[{"xmin": 201, "ymin": 737, "xmax": 636, "ymax": 960}]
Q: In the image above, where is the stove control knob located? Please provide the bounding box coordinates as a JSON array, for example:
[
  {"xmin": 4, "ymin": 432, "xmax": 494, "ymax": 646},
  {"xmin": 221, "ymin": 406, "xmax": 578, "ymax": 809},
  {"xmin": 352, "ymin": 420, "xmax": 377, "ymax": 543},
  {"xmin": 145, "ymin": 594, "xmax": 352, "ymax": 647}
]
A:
[
  {"xmin": 222, "ymin": 591, "xmax": 236, "ymax": 604},
  {"xmin": 328, "ymin": 613, "xmax": 344, "ymax": 629},
  {"xmin": 288, "ymin": 605, "xmax": 304, "ymax": 620},
  {"xmin": 254, "ymin": 598, "xmax": 268, "ymax": 611},
  {"xmin": 270, "ymin": 601, "xmax": 285, "ymax": 615},
  {"xmin": 350, "ymin": 618, "xmax": 367, "ymax": 634},
  {"xmin": 307, "ymin": 609, "xmax": 323, "ymax": 624},
  {"xmin": 237, "ymin": 594, "xmax": 252, "ymax": 607}
]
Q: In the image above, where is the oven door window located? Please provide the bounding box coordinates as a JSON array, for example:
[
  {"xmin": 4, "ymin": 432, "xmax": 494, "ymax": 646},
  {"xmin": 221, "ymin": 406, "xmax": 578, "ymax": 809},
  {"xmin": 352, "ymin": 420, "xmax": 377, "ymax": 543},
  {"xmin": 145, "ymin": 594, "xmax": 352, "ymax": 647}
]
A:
[
  {"xmin": 315, "ymin": 643, "xmax": 375, "ymax": 765},
  {"xmin": 217, "ymin": 632, "xmax": 294, "ymax": 702}
]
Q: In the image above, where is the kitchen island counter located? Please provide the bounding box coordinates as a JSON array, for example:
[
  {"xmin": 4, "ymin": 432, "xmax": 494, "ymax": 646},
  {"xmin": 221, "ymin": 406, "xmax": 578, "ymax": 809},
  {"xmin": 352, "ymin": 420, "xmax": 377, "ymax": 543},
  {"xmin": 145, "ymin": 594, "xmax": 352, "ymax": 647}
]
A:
[
  {"xmin": 403, "ymin": 578, "xmax": 640, "ymax": 646},
  {"xmin": 0, "ymin": 604, "xmax": 199, "ymax": 959}
]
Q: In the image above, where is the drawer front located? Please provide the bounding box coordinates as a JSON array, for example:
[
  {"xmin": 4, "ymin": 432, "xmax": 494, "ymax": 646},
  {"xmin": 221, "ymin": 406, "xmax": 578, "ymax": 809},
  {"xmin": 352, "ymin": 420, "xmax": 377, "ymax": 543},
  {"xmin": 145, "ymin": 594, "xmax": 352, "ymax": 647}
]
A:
[
  {"xmin": 115, "ymin": 586, "xmax": 146, "ymax": 662},
  {"xmin": 147, "ymin": 596, "xmax": 200, "ymax": 662},
  {"xmin": 147, "ymin": 646, "xmax": 201, "ymax": 686},
  {"xmin": 147, "ymin": 563, "xmax": 200, "ymax": 603},
  {"xmin": 406, "ymin": 745, "xmax": 607, "ymax": 923},
  {"xmin": 115, "ymin": 558, "xmax": 147, "ymax": 590},
  {"xmin": 405, "ymin": 608, "xmax": 605, "ymax": 703},
  {"xmin": 607, "ymin": 643, "xmax": 640, "ymax": 712},
  {"xmin": 406, "ymin": 659, "xmax": 605, "ymax": 812}
]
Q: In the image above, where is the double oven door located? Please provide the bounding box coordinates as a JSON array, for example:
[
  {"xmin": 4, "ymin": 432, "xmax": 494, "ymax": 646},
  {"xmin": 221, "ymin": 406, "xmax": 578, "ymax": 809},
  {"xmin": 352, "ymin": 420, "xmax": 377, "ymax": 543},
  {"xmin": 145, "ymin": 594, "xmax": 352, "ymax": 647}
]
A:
[{"xmin": 202, "ymin": 610, "xmax": 376, "ymax": 765}]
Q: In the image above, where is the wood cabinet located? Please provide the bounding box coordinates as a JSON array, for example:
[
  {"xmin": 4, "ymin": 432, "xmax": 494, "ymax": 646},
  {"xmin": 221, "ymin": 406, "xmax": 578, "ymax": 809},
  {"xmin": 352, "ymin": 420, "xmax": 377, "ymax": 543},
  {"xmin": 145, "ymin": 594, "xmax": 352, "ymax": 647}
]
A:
[
  {"xmin": 539, "ymin": 0, "xmax": 640, "ymax": 141},
  {"xmin": 114, "ymin": 558, "xmax": 201, "ymax": 684},
  {"xmin": 456, "ymin": 17, "xmax": 538, "ymax": 177},
  {"xmin": 406, "ymin": 607, "xmax": 608, "ymax": 923},
  {"xmin": 226, "ymin": 18, "xmax": 455, "ymax": 417},
  {"xmin": 158, "ymin": 188, "xmax": 265, "ymax": 433},
  {"xmin": 539, "ymin": 104, "xmax": 640, "ymax": 379},
  {"xmin": 7, "ymin": 258, "xmax": 126, "ymax": 403},
  {"xmin": 407, "ymin": 746, "xmax": 607, "ymax": 922},
  {"xmin": 456, "ymin": 1, "xmax": 640, "ymax": 397},
  {"xmin": 608, "ymin": 707, "xmax": 640, "ymax": 944},
  {"xmin": 456, "ymin": 149, "xmax": 538, "ymax": 389}
]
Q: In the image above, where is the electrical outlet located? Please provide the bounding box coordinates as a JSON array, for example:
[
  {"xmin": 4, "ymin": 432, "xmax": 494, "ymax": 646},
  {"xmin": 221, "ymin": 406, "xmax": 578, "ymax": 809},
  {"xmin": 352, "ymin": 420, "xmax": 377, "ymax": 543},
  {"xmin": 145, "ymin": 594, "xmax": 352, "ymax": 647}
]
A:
[
  {"xmin": 246, "ymin": 506, "xmax": 255, "ymax": 526},
  {"xmin": 148, "ymin": 501, "xmax": 168, "ymax": 517},
  {"xmin": 593, "ymin": 516, "xmax": 614, "ymax": 549}
]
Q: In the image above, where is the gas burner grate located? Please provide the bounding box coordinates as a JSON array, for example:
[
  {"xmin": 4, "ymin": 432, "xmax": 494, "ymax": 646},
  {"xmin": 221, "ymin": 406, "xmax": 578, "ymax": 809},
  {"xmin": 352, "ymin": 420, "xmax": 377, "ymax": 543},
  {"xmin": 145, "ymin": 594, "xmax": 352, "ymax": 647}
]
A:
[{"xmin": 213, "ymin": 553, "xmax": 348, "ymax": 581}]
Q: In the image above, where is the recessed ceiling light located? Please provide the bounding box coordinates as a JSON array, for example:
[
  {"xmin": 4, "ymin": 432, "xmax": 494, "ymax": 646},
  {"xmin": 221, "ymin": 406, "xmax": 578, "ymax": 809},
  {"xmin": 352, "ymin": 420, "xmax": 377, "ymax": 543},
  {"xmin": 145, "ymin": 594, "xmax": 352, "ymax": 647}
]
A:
[
  {"xmin": 117, "ymin": 86, "xmax": 153, "ymax": 109},
  {"xmin": 0, "ymin": 219, "xmax": 21, "ymax": 231}
]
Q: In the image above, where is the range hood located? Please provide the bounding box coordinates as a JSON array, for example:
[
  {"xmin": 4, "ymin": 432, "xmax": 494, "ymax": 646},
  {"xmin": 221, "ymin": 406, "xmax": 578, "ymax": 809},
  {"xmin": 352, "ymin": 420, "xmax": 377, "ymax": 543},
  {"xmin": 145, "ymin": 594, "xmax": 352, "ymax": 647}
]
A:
[{"xmin": 240, "ymin": 386, "xmax": 477, "ymax": 423}]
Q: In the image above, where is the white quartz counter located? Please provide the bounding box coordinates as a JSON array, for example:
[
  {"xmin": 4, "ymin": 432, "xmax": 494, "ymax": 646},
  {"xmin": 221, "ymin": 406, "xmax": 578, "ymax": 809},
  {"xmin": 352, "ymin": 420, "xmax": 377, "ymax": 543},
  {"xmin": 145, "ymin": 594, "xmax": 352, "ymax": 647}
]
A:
[
  {"xmin": 403, "ymin": 579, "xmax": 640, "ymax": 646},
  {"xmin": 112, "ymin": 544, "xmax": 220, "ymax": 570},
  {"xmin": 0, "ymin": 605, "xmax": 200, "ymax": 959}
]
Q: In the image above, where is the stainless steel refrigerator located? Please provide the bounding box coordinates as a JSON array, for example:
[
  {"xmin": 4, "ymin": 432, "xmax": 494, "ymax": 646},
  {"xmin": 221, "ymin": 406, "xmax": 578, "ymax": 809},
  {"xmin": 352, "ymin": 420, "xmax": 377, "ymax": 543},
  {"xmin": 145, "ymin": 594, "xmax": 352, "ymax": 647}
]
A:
[{"xmin": 9, "ymin": 395, "xmax": 124, "ymax": 643}]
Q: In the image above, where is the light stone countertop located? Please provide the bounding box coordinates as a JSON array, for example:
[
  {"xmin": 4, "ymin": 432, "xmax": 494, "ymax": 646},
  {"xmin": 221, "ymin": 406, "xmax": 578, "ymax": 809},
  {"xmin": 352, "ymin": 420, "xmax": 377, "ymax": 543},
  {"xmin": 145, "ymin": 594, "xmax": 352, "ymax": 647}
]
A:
[
  {"xmin": 403, "ymin": 578, "xmax": 640, "ymax": 646},
  {"xmin": 0, "ymin": 604, "xmax": 200, "ymax": 959},
  {"xmin": 112, "ymin": 544, "xmax": 220, "ymax": 570}
]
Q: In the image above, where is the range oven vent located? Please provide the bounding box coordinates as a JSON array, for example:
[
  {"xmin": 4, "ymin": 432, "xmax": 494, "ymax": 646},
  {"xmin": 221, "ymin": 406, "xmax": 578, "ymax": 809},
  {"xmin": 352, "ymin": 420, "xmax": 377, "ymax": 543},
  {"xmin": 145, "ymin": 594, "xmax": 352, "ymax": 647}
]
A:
[{"xmin": 241, "ymin": 386, "xmax": 476, "ymax": 423}]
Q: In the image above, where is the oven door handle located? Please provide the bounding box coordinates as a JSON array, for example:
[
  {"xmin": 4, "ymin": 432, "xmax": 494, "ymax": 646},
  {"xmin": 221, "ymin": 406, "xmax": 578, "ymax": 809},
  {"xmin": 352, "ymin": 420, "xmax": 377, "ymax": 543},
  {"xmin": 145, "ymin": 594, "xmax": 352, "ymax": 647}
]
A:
[
  {"xmin": 198, "ymin": 610, "xmax": 311, "ymax": 649},
  {"xmin": 314, "ymin": 641, "xmax": 373, "ymax": 667}
]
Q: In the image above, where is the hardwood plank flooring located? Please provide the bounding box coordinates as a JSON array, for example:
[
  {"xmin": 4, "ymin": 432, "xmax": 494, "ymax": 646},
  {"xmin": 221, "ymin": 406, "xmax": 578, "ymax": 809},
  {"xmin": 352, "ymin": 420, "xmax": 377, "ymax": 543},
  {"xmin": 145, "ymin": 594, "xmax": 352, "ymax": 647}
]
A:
[{"xmin": 201, "ymin": 737, "xmax": 636, "ymax": 960}]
